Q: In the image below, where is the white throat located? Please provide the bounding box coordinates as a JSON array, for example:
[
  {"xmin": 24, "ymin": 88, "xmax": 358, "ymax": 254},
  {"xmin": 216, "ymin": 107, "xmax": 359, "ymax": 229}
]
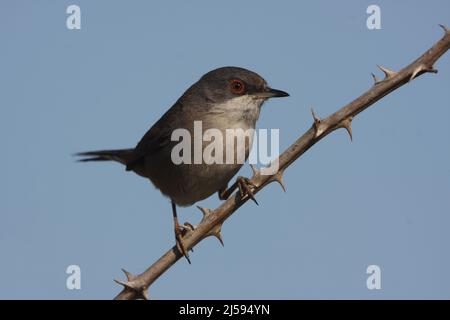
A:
[{"xmin": 211, "ymin": 95, "xmax": 265, "ymax": 125}]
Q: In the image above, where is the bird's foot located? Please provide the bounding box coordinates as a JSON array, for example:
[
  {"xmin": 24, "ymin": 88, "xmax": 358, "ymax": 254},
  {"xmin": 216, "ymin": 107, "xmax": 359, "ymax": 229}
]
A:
[
  {"xmin": 236, "ymin": 176, "xmax": 258, "ymax": 205},
  {"xmin": 174, "ymin": 222, "xmax": 196, "ymax": 264}
]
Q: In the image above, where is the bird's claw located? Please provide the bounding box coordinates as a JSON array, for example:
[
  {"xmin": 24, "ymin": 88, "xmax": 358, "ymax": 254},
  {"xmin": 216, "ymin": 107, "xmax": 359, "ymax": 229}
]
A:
[
  {"xmin": 175, "ymin": 222, "xmax": 196, "ymax": 264},
  {"xmin": 237, "ymin": 176, "xmax": 258, "ymax": 205},
  {"xmin": 183, "ymin": 222, "xmax": 196, "ymax": 232}
]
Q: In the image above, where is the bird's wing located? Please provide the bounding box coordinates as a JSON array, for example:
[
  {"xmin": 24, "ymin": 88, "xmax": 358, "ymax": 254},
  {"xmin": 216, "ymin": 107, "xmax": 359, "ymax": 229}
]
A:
[{"xmin": 125, "ymin": 102, "xmax": 184, "ymax": 171}]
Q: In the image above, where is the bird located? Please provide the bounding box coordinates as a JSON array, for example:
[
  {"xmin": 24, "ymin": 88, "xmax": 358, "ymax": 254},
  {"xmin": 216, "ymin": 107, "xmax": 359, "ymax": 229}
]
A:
[{"xmin": 77, "ymin": 66, "xmax": 289, "ymax": 263}]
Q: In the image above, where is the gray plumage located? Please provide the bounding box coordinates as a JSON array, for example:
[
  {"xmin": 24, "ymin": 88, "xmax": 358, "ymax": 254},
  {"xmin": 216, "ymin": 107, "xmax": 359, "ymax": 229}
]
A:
[{"xmin": 77, "ymin": 66, "xmax": 288, "ymax": 206}]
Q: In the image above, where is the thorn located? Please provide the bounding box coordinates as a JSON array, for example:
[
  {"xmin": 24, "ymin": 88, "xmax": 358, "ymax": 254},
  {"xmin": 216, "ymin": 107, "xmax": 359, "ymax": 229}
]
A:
[
  {"xmin": 311, "ymin": 108, "xmax": 324, "ymax": 137},
  {"xmin": 210, "ymin": 224, "xmax": 224, "ymax": 246},
  {"xmin": 121, "ymin": 268, "xmax": 135, "ymax": 281},
  {"xmin": 249, "ymin": 164, "xmax": 260, "ymax": 178},
  {"xmin": 311, "ymin": 108, "xmax": 321, "ymax": 124},
  {"xmin": 114, "ymin": 279, "xmax": 137, "ymax": 291},
  {"xmin": 439, "ymin": 24, "xmax": 450, "ymax": 34},
  {"xmin": 115, "ymin": 279, "xmax": 149, "ymax": 300},
  {"xmin": 410, "ymin": 67, "xmax": 420, "ymax": 82},
  {"xmin": 341, "ymin": 117, "xmax": 353, "ymax": 141},
  {"xmin": 203, "ymin": 222, "xmax": 225, "ymax": 247},
  {"xmin": 196, "ymin": 205, "xmax": 224, "ymax": 246},
  {"xmin": 273, "ymin": 172, "xmax": 286, "ymax": 192},
  {"xmin": 213, "ymin": 231, "xmax": 224, "ymax": 247},
  {"xmin": 410, "ymin": 64, "xmax": 439, "ymax": 82},
  {"xmin": 114, "ymin": 278, "xmax": 128, "ymax": 287},
  {"xmin": 377, "ymin": 65, "xmax": 397, "ymax": 79},
  {"xmin": 139, "ymin": 290, "xmax": 149, "ymax": 300},
  {"xmin": 197, "ymin": 206, "xmax": 216, "ymax": 225},
  {"xmin": 371, "ymin": 73, "xmax": 381, "ymax": 85},
  {"xmin": 197, "ymin": 206, "xmax": 211, "ymax": 218}
]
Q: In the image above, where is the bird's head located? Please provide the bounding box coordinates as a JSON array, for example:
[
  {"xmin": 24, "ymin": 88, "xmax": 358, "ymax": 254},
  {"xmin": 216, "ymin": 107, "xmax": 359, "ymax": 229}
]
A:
[
  {"xmin": 181, "ymin": 67, "xmax": 289, "ymax": 120},
  {"xmin": 198, "ymin": 66, "xmax": 288, "ymax": 103}
]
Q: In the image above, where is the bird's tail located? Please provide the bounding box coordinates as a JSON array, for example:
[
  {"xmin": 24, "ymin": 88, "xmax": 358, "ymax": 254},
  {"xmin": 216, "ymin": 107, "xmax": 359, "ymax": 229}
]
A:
[{"xmin": 75, "ymin": 149, "xmax": 134, "ymax": 165}]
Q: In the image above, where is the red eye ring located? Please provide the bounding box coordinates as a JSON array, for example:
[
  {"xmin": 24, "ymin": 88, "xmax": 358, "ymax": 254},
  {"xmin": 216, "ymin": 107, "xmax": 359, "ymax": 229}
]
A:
[{"xmin": 229, "ymin": 79, "xmax": 246, "ymax": 94}]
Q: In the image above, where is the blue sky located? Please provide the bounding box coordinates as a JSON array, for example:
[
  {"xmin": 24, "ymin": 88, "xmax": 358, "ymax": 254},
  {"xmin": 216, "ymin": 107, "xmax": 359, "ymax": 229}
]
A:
[{"xmin": 0, "ymin": 1, "xmax": 449, "ymax": 299}]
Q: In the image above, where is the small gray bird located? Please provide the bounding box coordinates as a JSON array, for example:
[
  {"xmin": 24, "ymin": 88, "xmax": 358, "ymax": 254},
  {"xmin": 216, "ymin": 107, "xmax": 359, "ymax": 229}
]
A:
[{"xmin": 77, "ymin": 66, "xmax": 289, "ymax": 263}]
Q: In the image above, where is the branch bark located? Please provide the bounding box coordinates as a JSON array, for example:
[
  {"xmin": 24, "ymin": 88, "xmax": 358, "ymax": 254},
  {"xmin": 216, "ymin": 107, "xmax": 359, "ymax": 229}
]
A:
[{"xmin": 114, "ymin": 26, "xmax": 450, "ymax": 300}]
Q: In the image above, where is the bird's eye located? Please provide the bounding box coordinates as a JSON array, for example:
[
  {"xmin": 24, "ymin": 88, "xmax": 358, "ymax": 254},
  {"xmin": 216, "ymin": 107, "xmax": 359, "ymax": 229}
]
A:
[{"xmin": 229, "ymin": 79, "xmax": 246, "ymax": 94}]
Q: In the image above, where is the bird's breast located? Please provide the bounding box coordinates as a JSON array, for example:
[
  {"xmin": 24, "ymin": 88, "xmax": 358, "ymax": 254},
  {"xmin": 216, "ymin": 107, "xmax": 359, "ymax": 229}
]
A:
[{"xmin": 144, "ymin": 96, "xmax": 264, "ymax": 206}]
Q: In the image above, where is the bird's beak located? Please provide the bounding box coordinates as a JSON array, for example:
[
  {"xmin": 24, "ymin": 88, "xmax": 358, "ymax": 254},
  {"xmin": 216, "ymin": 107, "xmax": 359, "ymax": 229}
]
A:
[{"xmin": 253, "ymin": 87, "xmax": 290, "ymax": 99}]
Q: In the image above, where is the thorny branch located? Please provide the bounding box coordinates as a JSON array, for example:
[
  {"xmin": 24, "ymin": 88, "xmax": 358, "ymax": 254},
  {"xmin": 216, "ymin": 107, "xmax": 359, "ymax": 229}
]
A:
[{"xmin": 114, "ymin": 26, "xmax": 450, "ymax": 300}]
